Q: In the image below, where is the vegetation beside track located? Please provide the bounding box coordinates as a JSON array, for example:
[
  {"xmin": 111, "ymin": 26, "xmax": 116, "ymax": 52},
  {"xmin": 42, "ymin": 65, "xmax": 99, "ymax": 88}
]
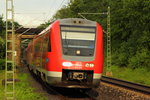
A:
[
  {"xmin": 0, "ymin": 70, "xmax": 47, "ymax": 100},
  {"xmin": 39, "ymin": 0, "xmax": 150, "ymax": 70},
  {"xmin": 0, "ymin": 70, "xmax": 5, "ymax": 100},
  {"xmin": 110, "ymin": 66, "xmax": 150, "ymax": 86},
  {"xmin": 0, "ymin": 0, "xmax": 149, "ymax": 98}
]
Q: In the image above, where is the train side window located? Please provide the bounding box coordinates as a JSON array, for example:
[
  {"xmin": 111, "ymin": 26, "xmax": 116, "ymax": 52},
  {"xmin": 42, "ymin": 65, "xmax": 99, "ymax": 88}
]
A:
[
  {"xmin": 42, "ymin": 32, "xmax": 51, "ymax": 52},
  {"xmin": 48, "ymin": 32, "xmax": 51, "ymax": 52},
  {"xmin": 43, "ymin": 38, "xmax": 47, "ymax": 52},
  {"xmin": 35, "ymin": 43, "xmax": 40, "ymax": 52}
]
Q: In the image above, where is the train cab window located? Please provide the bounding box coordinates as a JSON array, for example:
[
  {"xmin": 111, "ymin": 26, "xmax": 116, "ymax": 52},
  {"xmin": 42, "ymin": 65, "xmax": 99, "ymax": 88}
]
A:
[{"xmin": 60, "ymin": 25, "xmax": 96, "ymax": 56}]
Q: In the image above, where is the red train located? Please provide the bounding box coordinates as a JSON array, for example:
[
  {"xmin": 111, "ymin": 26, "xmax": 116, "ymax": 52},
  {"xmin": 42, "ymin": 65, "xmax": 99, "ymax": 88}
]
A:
[{"xmin": 25, "ymin": 18, "xmax": 103, "ymax": 88}]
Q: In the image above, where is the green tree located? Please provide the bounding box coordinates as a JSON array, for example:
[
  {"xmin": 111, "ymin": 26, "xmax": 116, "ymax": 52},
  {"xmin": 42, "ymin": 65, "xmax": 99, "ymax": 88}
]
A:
[
  {"xmin": 39, "ymin": 0, "xmax": 150, "ymax": 69},
  {"xmin": 0, "ymin": 14, "xmax": 21, "ymax": 70},
  {"xmin": 0, "ymin": 15, "xmax": 5, "ymax": 70},
  {"xmin": 0, "ymin": 15, "xmax": 5, "ymax": 37},
  {"xmin": 108, "ymin": 0, "xmax": 150, "ymax": 69}
]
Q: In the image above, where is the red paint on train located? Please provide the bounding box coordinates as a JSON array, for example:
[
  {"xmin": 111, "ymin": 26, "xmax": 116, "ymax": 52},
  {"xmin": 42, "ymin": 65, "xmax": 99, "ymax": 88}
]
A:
[{"xmin": 26, "ymin": 18, "xmax": 103, "ymax": 88}]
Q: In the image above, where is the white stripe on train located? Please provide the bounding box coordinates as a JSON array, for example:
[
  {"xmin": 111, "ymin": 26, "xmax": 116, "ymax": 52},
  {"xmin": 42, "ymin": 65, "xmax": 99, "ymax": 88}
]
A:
[{"xmin": 46, "ymin": 71, "xmax": 102, "ymax": 79}]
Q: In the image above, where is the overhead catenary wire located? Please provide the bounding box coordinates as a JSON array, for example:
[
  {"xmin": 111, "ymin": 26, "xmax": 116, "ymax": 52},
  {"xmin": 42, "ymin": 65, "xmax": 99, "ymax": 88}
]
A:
[
  {"xmin": 45, "ymin": 0, "xmax": 63, "ymax": 21},
  {"xmin": 57, "ymin": 0, "xmax": 66, "ymax": 10},
  {"xmin": 14, "ymin": 15, "xmax": 46, "ymax": 38},
  {"xmin": 14, "ymin": 0, "xmax": 69, "ymax": 38},
  {"xmin": 44, "ymin": 0, "xmax": 56, "ymax": 21},
  {"xmin": 15, "ymin": 12, "xmax": 46, "ymax": 14},
  {"xmin": 78, "ymin": 7, "xmax": 112, "ymax": 76},
  {"xmin": 14, "ymin": 0, "xmax": 67, "ymax": 38},
  {"xmin": 44, "ymin": 0, "xmax": 68, "ymax": 24},
  {"xmin": 15, "ymin": 14, "xmax": 45, "ymax": 31}
]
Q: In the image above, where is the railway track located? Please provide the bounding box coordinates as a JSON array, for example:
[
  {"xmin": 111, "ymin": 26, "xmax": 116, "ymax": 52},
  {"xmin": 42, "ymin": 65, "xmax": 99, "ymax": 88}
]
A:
[
  {"xmin": 20, "ymin": 65, "xmax": 150, "ymax": 100},
  {"xmin": 101, "ymin": 76, "xmax": 150, "ymax": 94},
  {"xmin": 29, "ymin": 68, "xmax": 98, "ymax": 100}
]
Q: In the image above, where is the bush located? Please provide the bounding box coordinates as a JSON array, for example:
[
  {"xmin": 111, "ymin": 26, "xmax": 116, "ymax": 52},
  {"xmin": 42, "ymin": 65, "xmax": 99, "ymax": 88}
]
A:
[
  {"xmin": 0, "ymin": 59, "xmax": 5, "ymax": 70},
  {"xmin": 111, "ymin": 66, "xmax": 150, "ymax": 86},
  {"xmin": 128, "ymin": 48, "xmax": 150, "ymax": 70}
]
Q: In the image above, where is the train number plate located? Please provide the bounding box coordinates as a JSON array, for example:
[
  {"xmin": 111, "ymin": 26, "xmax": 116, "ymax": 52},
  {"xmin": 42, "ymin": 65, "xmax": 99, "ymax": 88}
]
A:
[{"xmin": 73, "ymin": 72, "xmax": 84, "ymax": 80}]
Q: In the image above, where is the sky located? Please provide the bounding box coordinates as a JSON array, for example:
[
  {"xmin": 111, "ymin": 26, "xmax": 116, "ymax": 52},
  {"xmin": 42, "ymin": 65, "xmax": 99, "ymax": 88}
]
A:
[{"xmin": 0, "ymin": 0, "xmax": 69, "ymax": 27}]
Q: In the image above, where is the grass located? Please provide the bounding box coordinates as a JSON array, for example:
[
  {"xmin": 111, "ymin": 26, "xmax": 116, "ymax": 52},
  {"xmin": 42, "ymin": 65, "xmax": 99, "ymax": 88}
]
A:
[
  {"xmin": 1, "ymin": 66, "xmax": 149, "ymax": 99},
  {"xmin": 0, "ymin": 70, "xmax": 47, "ymax": 100},
  {"xmin": 108, "ymin": 66, "xmax": 150, "ymax": 86},
  {"xmin": 0, "ymin": 70, "xmax": 5, "ymax": 100}
]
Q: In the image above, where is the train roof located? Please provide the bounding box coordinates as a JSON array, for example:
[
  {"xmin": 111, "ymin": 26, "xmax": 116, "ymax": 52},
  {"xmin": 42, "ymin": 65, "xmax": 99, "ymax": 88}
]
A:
[
  {"xmin": 38, "ymin": 24, "xmax": 52, "ymax": 35},
  {"xmin": 59, "ymin": 18, "xmax": 97, "ymax": 26},
  {"xmin": 38, "ymin": 18, "xmax": 97, "ymax": 36}
]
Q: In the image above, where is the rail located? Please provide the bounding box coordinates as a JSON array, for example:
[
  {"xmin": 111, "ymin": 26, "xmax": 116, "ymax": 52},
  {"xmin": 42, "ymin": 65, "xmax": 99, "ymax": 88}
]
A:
[{"xmin": 101, "ymin": 76, "xmax": 150, "ymax": 94}]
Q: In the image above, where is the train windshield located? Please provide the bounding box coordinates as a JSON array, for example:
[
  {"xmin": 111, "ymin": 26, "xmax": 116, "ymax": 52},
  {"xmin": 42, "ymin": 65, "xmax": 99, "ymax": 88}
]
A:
[{"xmin": 61, "ymin": 25, "xmax": 96, "ymax": 56}]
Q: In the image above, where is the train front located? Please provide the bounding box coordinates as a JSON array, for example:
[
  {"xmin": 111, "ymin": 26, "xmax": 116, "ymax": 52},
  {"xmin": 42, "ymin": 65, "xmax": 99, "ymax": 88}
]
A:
[{"xmin": 48, "ymin": 18, "xmax": 103, "ymax": 88}]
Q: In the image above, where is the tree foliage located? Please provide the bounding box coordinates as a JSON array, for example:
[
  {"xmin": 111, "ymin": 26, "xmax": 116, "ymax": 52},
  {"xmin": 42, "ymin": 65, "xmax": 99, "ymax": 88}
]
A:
[
  {"xmin": 39, "ymin": 0, "xmax": 150, "ymax": 69},
  {"xmin": 0, "ymin": 15, "xmax": 5, "ymax": 70},
  {"xmin": 0, "ymin": 15, "xmax": 21, "ymax": 70},
  {"xmin": 110, "ymin": 0, "xmax": 150, "ymax": 69}
]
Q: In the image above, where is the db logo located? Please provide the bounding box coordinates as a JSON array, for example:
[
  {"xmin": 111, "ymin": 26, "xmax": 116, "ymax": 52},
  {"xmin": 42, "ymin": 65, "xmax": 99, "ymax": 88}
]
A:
[{"xmin": 85, "ymin": 63, "xmax": 94, "ymax": 68}]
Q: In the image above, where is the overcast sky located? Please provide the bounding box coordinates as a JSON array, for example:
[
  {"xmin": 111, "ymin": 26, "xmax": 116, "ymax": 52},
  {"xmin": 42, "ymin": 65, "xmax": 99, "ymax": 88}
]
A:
[{"xmin": 0, "ymin": 0, "xmax": 69, "ymax": 27}]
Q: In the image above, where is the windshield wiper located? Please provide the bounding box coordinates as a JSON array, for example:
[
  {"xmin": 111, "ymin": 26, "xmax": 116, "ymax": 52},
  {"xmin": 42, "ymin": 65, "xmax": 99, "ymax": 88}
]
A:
[
  {"xmin": 64, "ymin": 32, "xmax": 69, "ymax": 54},
  {"xmin": 64, "ymin": 32, "xmax": 69, "ymax": 47}
]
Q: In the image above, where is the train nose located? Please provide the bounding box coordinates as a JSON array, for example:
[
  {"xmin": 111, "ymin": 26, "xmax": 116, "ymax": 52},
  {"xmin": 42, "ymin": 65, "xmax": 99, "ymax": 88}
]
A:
[{"xmin": 68, "ymin": 72, "xmax": 86, "ymax": 80}]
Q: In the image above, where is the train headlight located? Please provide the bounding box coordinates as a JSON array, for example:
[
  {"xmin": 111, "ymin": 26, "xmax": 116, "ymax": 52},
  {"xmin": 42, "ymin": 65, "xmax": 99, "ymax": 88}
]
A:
[
  {"xmin": 62, "ymin": 62, "xmax": 73, "ymax": 67},
  {"xmin": 76, "ymin": 50, "xmax": 80, "ymax": 55},
  {"xmin": 90, "ymin": 64, "xmax": 94, "ymax": 68},
  {"xmin": 85, "ymin": 63, "xmax": 94, "ymax": 68},
  {"xmin": 85, "ymin": 63, "xmax": 90, "ymax": 67}
]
